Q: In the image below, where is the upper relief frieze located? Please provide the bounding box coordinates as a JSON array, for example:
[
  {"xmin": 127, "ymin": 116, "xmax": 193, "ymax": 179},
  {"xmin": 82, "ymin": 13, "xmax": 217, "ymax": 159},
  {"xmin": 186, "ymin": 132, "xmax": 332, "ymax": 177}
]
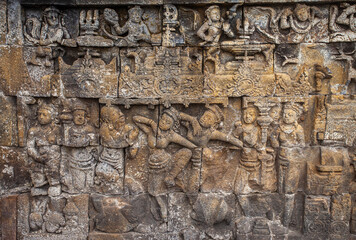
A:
[{"xmin": 21, "ymin": 3, "xmax": 356, "ymax": 47}]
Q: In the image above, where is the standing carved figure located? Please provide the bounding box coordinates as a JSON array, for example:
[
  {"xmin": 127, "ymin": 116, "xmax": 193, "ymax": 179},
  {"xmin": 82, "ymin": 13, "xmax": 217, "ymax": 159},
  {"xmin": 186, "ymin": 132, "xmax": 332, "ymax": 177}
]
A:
[
  {"xmin": 197, "ymin": 5, "xmax": 224, "ymax": 46},
  {"xmin": 27, "ymin": 102, "xmax": 62, "ymax": 197},
  {"xmin": 271, "ymin": 102, "xmax": 305, "ymax": 227},
  {"xmin": 24, "ymin": 7, "xmax": 71, "ymax": 66},
  {"xmin": 234, "ymin": 107, "xmax": 260, "ymax": 193},
  {"xmin": 177, "ymin": 105, "xmax": 243, "ymax": 227},
  {"xmin": 95, "ymin": 105, "xmax": 139, "ymax": 194},
  {"xmin": 133, "ymin": 107, "xmax": 197, "ymax": 224},
  {"xmin": 102, "ymin": 6, "xmax": 151, "ymax": 46},
  {"xmin": 182, "ymin": 105, "xmax": 243, "ymax": 194},
  {"xmin": 62, "ymin": 102, "xmax": 98, "ymax": 193},
  {"xmin": 234, "ymin": 107, "xmax": 276, "ymax": 194}
]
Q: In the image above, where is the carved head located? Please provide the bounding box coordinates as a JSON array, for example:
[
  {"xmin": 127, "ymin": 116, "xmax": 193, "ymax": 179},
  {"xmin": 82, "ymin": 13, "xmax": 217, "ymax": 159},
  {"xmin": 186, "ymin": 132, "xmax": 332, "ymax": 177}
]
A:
[
  {"xmin": 101, "ymin": 106, "xmax": 125, "ymax": 131},
  {"xmin": 199, "ymin": 104, "xmax": 224, "ymax": 129},
  {"xmin": 294, "ymin": 4, "xmax": 310, "ymax": 22},
  {"xmin": 159, "ymin": 107, "xmax": 180, "ymax": 131},
  {"xmin": 73, "ymin": 110, "xmax": 86, "ymax": 125},
  {"xmin": 283, "ymin": 103, "xmax": 303, "ymax": 124},
  {"xmin": 128, "ymin": 6, "xmax": 143, "ymax": 23},
  {"xmin": 243, "ymin": 107, "xmax": 258, "ymax": 124},
  {"xmin": 72, "ymin": 102, "xmax": 89, "ymax": 126},
  {"xmin": 43, "ymin": 6, "xmax": 61, "ymax": 27},
  {"xmin": 269, "ymin": 104, "xmax": 282, "ymax": 123},
  {"xmin": 159, "ymin": 113, "xmax": 174, "ymax": 131},
  {"xmin": 37, "ymin": 103, "xmax": 55, "ymax": 125},
  {"xmin": 206, "ymin": 5, "xmax": 221, "ymax": 22}
]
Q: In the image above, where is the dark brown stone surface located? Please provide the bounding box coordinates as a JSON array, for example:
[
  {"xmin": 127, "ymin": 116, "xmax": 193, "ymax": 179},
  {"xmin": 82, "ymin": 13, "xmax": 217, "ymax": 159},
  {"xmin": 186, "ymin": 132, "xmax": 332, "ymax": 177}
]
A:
[{"xmin": 1, "ymin": 195, "xmax": 17, "ymax": 240}]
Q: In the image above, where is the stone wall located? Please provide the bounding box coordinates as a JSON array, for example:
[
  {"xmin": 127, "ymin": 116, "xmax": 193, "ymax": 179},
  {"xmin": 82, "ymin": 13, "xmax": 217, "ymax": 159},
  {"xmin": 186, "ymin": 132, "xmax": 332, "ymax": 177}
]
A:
[{"xmin": 0, "ymin": 0, "xmax": 356, "ymax": 239}]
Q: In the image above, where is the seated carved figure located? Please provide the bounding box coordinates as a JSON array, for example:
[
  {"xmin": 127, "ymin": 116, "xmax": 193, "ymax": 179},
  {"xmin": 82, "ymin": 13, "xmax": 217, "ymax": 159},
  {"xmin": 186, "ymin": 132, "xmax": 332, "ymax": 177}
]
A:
[
  {"xmin": 102, "ymin": 6, "xmax": 151, "ymax": 46},
  {"xmin": 256, "ymin": 3, "xmax": 324, "ymax": 43},
  {"xmin": 24, "ymin": 7, "xmax": 71, "ymax": 66},
  {"xmin": 279, "ymin": 4, "xmax": 322, "ymax": 42},
  {"xmin": 95, "ymin": 105, "xmax": 139, "ymax": 194},
  {"xmin": 27, "ymin": 102, "xmax": 62, "ymax": 197}
]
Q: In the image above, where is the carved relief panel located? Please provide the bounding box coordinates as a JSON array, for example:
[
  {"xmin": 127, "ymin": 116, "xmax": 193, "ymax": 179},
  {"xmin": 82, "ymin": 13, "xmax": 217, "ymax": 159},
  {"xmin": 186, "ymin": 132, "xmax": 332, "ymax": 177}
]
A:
[
  {"xmin": 0, "ymin": 1, "xmax": 355, "ymax": 240},
  {"xmin": 119, "ymin": 47, "xmax": 203, "ymax": 99}
]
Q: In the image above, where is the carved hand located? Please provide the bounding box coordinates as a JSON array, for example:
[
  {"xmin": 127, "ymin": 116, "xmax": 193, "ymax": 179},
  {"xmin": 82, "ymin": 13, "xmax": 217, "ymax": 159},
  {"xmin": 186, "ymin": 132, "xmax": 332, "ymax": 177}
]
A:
[{"xmin": 192, "ymin": 121, "xmax": 202, "ymax": 136}]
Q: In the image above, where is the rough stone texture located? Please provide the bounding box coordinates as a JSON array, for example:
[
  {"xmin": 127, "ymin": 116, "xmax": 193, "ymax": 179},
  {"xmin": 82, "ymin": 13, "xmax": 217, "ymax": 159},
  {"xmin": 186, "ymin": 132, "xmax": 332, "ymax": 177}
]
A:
[
  {"xmin": 1, "ymin": 195, "xmax": 17, "ymax": 240},
  {"xmin": 0, "ymin": 147, "xmax": 30, "ymax": 195},
  {"xmin": 0, "ymin": 1, "xmax": 355, "ymax": 239}
]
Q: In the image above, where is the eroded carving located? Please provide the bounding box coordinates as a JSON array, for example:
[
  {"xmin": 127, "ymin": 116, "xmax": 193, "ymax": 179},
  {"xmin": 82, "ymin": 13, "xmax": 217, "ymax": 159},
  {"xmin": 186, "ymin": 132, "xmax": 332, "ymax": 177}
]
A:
[
  {"xmin": 102, "ymin": 6, "xmax": 157, "ymax": 47},
  {"xmin": 95, "ymin": 105, "xmax": 139, "ymax": 194},
  {"xmin": 23, "ymin": 7, "xmax": 75, "ymax": 67},
  {"xmin": 250, "ymin": 4, "xmax": 328, "ymax": 43},
  {"xmin": 133, "ymin": 107, "xmax": 197, "ymax": 224},
  {"xmin": 4, "ymin": 2, "xmax": 356, "ymax": 240},
  {"xmin": 271, "ymin": 102, "xmax": 306, "ymax": 227},
  {"xmin": 61, "ymin": 99, "xmax": 99, "ymax": 193},
  {"xmin": 234, "ymin": 106, "xmax": 276, "ymax": 194},
  {"xmin": 119, "ymin": 47, "xmax": 202, "ymax": 99},
  {"xmin": 59, "ymin": 50, "xmax": 118, "ymax": 98},
  {"xmin": 330, "ymin": 3, "xmax": 356, "ymax": 42},
  {"xmin": 27, "ymin": 100, "xmax": 62, "ymax": 197}
]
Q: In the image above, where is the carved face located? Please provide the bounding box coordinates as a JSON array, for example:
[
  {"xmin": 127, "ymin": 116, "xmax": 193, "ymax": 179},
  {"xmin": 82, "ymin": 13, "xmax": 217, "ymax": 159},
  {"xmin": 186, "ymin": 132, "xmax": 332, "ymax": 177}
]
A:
[
  {"xmin": 209, "ymin": 8, "xmax": 221, "ymax": 22},
  {"xmin": 243, "ymin": 108, "xmax": 257, "ymax": 124},
  {"xmin": 295, "ymin": 6, "xmax": 309, "ymax": 22},
  {"xmin": 38, "ymin": 109, "xmax": 52, "ymax": 125},
  {"xmin": 108, "ymin": 111, "xmax": 125, "ymax": 130},
  {"xmin": 159, "ymin": 113, "xmax": 174, "ymax": 131},
  {"xmin": 283, "ymin": 109, "xmax": 298, "ymax": 124},
  {"xmin": 269, "ymin": 106, "xmax": 282, "ymax": 122},
  {"xmin": 73, "ymin": 110, "xmax": 86, "ymax": 126},
  {"xmin": 46, "ymin": 11, "xmax": 60, "ymax": 26},
  {"xmin": 199, "ymin": 110, "xmax": 217, "ymax": 128},
  {"xmin": 129, "ymin": 9, "xmax": 143, "ymax": 23}
]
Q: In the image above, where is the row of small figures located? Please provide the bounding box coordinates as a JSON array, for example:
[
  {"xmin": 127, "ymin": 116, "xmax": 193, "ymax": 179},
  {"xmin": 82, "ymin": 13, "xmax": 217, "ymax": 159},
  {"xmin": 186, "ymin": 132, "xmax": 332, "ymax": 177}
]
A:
[{"xmin": 23, "ymin": 3, "xmax": 356, "ymax": 49}]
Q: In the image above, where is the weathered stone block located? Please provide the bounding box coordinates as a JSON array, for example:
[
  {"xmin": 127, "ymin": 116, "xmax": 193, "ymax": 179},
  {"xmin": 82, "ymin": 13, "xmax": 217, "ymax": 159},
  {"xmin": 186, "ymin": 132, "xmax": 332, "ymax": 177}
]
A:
[
  {"xmin": 0, "ymin": 96, "xmax": 18, "ymax": 146},
  {"xmin": 17, "ymin": 193, "xmax": 89, "ymax": 240},
  {"xmin": 0, "ymin": 147, "xmax": 30, "ymax": 195},
  {"xmin": 1, "ymin": 195, "xmax": 17, "ymax": 240}
]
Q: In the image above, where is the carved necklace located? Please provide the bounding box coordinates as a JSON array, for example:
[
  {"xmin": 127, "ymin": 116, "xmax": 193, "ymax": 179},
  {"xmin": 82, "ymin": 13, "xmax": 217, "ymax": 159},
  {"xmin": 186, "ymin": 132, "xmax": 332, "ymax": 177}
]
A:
[
  {"xmin": 280, "ymin": 123, "xmax": 296, "ymax": 134},
  {"xmin": 290, "ymin": 16, "xmax": 313, "ymax": 34}
]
